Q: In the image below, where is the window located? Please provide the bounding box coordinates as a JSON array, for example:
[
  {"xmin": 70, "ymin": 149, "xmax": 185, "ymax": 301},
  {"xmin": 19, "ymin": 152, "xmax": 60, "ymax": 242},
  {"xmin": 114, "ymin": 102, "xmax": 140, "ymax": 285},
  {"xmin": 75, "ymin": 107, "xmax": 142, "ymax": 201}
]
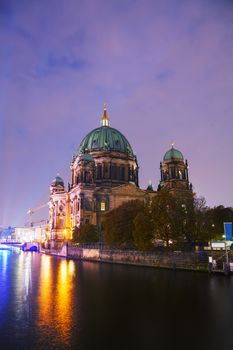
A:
[
  {"xmin": 116, "ymin": 166, "xmax": 120, "ymax": 180},
  {"xmin": 100, "ymin": 201, "xmax": 106, "ymax": 211},
  {"xmin": 115, "ymin": 139, "xmax": 120, "ymax": 149},
  {"xmin": 97, "ymin": 164, "xmax": 102, "ymax": 179},
  {"xmin": 120, "ymin": 166, "xmax": 125, "ymax": 181},
  {"xmin": 84, "ymin": 171, "xmax": 87, "ymax": 183},
  {"xmin": 92, "ymin": 139, "xmax": 98, "ymax": 149},
  {"xmin": 104, "ymin": 163, "xmax": 109, "ymax": 179},
  {"xmin": 112, "ymin": 164, "xmax": 117, "ymax": 179}
]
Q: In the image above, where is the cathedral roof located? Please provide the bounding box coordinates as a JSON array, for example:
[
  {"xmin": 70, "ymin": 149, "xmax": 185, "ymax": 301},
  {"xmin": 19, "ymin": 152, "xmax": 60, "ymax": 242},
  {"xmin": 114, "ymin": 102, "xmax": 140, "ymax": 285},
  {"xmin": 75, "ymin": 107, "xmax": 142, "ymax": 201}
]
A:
[
  {"xmin": 163, "ymin": 146, "xmax": 184, "ymax": 161},
  {"xmin": 78, "ymin": 153, "xmax": 94, "ymax": 162},
  {"xmin": 78, "ymin": 105, "xmax": 134, "ymax": 157},
  {"xmin": 51, "ymin": 175, "xmax": 64, "ymax": 186}
]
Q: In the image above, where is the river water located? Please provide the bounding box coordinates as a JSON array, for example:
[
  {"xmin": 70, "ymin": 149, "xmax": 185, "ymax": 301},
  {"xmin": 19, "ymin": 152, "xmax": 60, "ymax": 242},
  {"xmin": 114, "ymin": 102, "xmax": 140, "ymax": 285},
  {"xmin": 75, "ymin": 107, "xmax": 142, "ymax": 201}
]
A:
[{"xmin": 0, "ymin": 247, "xmax": 233, "ymax": 350}]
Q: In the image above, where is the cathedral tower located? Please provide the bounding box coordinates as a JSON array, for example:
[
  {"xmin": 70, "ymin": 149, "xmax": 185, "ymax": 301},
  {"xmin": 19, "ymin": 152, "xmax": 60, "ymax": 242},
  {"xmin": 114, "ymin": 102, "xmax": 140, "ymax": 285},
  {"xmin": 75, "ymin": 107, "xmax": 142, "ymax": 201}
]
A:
[
  {"xmin": 158, "ymin": 145, "xmax": 192, "ymax": 192},
  {"xmin": 48, "ymin": 175, "xmax": 70, "ymax": 241}
]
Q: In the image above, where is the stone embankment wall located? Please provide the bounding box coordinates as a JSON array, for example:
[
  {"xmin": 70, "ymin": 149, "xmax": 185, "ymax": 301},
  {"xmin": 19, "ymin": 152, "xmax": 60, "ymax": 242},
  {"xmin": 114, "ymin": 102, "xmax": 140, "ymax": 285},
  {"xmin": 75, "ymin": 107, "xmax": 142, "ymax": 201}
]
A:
[
  {"xmin": 67, "ymin": 246, "xmax": 202, "ymax": 271},
  {"xmin": 41, "ymin": 243, "xmax": 68, "ymax": 257},
  {"xmin": 42, "ymin": 243, "xmax": 233, "ymax": 272}
]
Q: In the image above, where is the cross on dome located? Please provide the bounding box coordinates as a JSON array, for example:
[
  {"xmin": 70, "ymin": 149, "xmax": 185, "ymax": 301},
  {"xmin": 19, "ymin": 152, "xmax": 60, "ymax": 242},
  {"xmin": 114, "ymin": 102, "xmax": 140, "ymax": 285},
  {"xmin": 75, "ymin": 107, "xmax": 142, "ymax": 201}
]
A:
[{"xmin": 101, "ymin": 103, "xmax": 110, "ymax": 127}]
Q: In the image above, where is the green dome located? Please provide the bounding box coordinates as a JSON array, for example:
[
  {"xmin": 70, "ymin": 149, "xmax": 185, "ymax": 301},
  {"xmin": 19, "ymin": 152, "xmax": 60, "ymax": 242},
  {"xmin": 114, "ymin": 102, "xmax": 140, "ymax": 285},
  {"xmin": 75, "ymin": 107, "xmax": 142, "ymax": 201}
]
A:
[
  {"xmin": 78, "ymin": 126, "xmax": 134, "ymax": 156},
  {"xmin": 52, "ymin": 175, "xmax": 64, "ymax": 186},
  {"xmin": 163, "ymin": 147, "xmax": 184, "ymax": 161}
]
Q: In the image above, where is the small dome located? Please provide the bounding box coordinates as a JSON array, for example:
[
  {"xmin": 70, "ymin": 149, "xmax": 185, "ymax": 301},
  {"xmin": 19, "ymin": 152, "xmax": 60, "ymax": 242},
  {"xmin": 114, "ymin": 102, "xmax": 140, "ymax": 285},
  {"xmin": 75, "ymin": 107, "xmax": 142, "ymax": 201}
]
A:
[
  {"xmin": 78, "ymin": 153, "xmax": 95, "ymax": 162},
  {"xmin": 146, "ymin": 184, "xmax": 154, "ymax": 191},
  {"xmin": 163, "ymin": 147, "xmax": 184, "ymax": 161},
  {"xmin": 52, "ymin": 175, "xmax": 64, "ymax": 186},
  {"xmin": 146, "ymin": 180, "xmax": 154, "ymax": 191}
]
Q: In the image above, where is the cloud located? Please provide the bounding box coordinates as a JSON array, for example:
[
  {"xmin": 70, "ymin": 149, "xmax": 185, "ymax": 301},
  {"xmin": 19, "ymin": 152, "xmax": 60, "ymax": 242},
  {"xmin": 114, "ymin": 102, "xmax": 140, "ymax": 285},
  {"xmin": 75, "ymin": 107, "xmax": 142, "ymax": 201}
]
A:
[
  {"xmin": 1, "ymin": 0, "xmax": 233, "ymax": 226},
  {"xmin": 30, "ymin": 54, "xmax": 89, "ymax": 78}
]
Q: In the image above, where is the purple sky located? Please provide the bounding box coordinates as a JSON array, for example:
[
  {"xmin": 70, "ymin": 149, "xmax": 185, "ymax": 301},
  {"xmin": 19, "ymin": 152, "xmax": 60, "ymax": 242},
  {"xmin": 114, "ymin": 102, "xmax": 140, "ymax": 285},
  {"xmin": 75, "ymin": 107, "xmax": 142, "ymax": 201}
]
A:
[{"xmin": 1, "ymin": 0, "xmax": 233, "ymax": 227}]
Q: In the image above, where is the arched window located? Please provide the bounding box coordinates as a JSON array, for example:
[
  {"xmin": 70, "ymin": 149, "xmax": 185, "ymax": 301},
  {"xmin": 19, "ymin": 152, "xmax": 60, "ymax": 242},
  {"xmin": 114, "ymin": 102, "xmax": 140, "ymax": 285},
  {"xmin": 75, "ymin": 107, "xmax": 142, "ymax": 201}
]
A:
[
  {"xmin": 120, "ymin": 166, "xmax": 125, "ymax": 181},
  {"xmin": 97, "ymin": 164, "xmax": 102, "ymax": 179},
  {"xmin": 112, "ymin": 164, "xmax": 117, "ymax": 179},
  {"xmin": 104, "ymin": 163, "xmax": 109, "ymax": 179}
]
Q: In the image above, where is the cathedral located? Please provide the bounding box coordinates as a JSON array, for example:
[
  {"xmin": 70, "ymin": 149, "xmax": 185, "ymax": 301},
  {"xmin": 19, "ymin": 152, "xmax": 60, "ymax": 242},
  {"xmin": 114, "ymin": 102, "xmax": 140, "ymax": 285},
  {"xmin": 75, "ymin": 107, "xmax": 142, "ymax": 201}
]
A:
[{"xmin": 47, "ymin": 105, "xmax": 192, "ymax": 242}]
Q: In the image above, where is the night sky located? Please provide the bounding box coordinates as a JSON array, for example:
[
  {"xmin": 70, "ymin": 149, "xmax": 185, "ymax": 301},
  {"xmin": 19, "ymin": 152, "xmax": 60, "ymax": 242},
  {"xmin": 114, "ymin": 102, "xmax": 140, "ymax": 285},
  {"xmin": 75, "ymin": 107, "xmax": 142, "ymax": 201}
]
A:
[{"xmin": 1, "ymin": 0, "xmax": 233, "ymax": 227}]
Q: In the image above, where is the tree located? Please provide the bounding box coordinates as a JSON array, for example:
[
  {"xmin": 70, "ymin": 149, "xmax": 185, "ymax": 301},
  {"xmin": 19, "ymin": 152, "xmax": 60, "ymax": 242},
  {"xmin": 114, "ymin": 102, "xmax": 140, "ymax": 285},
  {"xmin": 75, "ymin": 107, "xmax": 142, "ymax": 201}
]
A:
[
  {"xmin": 150, "ymin": 190, "xmax": 183, "ymax": 247},
  {"xmin": 192, "ymin": 196, "xmax": 210, "ymax": 242},
  {"xmin": 72, "ymin": 224, "xmax": 99, "ymax": 243},
  {"xmin": 207, "ymin": 205, "xmax": 233, "ymax": 240},
  {"xmin": 133, "ymin": 208, "xmax": 153, "ymax": 250},
  {"xmin": 103, "ymin": 200, "xmax": 144, "ymax": 248},
  {"xmin": 175, "ymin": 192, "xmax": 196, "ymax": 243}
]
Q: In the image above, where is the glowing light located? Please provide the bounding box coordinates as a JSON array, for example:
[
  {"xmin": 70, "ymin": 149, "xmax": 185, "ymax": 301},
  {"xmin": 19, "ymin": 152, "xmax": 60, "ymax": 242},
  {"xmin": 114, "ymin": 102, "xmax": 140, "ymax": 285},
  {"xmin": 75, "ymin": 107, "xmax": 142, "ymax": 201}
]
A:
[
  {"xmin": 101, "ymin": 201, "xmax": 106, "ymax": 211},
  {"xmin": 68, "ymin": 260, "xmax": 75, "ymax": 276},
  {"xmin": 101, "ymin": 103, "xmax": 110, "ymax": 127},
  {"xmin": 60, "ymin": 260, "xmax": 67, "ymax": 282}
]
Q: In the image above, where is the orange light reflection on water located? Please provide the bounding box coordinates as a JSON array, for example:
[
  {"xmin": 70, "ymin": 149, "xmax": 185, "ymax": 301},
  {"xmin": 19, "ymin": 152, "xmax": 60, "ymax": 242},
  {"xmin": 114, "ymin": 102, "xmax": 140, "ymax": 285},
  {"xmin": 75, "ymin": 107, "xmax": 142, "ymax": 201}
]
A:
[
  {"xmin": 37, "ymin": 256, "xmax": 76, "ymax": 347},
  {"xmin": 54, "ymin": 260, "xmax": 76, "ymax": 344}
]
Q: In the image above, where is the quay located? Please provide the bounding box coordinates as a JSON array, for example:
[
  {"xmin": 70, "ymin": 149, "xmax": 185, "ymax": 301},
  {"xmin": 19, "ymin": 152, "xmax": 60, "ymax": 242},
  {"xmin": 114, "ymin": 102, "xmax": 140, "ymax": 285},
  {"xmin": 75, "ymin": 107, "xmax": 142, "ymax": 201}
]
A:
[{"xmin": 40, "ymin": 242, "xmax": 233, "ymax": 275}]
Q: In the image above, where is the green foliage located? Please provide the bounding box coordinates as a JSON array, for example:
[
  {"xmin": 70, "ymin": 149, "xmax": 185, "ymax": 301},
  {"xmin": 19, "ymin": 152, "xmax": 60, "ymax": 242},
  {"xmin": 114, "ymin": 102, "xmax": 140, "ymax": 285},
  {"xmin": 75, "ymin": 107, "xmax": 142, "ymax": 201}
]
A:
[
  {"xmin": 103, "ymin": 200, "xmax": 144, "ymax": 248},
  {"xmin": 175, "ymin": 192, "xmax": 196, "ymax": 242},
  {"xmin": 150, "ymin": 189, "xmax": 186, "ymax": 246},
  {"xmin": 101, "ymin": 190, "xmax": 233, "ymax": 251},
  {"xmin": 72, "ymin": 224, "xmax": 99, "ymax": 243},
  {"xmin": 207, "ymin": 206, "xmax": 233, "ymax": 240},
  {"xmin": 192, "ymin": 196, "xmax": 213, "ymax": 242},
  {"xmin": 188, "ymin": 198, "xmax": 233, "ymax": 243},
  {"xmin": 133, "ymin": 209, "xmax": 154, "ymax": 250}
]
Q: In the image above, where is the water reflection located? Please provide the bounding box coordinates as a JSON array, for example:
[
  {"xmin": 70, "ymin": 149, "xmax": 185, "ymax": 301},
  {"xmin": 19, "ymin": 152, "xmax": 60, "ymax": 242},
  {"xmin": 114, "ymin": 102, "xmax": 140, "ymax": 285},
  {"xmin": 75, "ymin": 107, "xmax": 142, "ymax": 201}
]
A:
[
  {"xmin": 54, "ymin": 260, "xmax": 76, "ymax": 345},
  {"xmin": 0, "ymin": 250, "xmax": 10, "ymax": 319},
  {"xmin": 2, "ymin": 251, "xmax": 233, "ymax": 350},
  {"xmin": 14, "ymin": 252, "xmax": 32, "ymax": 325},
  {"xmin": 1, "ymin": 249, "xmax": 9, "ymax": 274},
  {"xmin": 37, "ymin": 254, "xmax": 53, "ymax": 331},
  {"xmin": 37, "ymin": 257, "xmax": 76, "ymax": 348}
]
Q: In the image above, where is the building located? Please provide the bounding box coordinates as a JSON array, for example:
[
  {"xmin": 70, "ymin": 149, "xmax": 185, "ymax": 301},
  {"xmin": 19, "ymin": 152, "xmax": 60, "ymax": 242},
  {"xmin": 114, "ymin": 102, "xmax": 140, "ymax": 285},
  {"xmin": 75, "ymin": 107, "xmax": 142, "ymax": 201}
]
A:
[
  {"xmin": 47, "ymin": 105, "xmax": 192, "ymax": 242},
  {"xmin": 14, "ymin": 226, "xmax": 47, "ymax": 242},
  {"xmin": 158, "ymin": 145, "xmax": 192, "ymax": 192}
]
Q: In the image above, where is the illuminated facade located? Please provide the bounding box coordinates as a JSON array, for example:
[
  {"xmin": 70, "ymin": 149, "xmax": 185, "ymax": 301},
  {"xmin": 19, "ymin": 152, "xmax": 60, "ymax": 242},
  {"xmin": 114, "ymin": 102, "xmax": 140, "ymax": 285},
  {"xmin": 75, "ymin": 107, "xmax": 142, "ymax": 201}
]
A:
[
  {"xmin": 48, "ymin": 105, "xmax": 192, "ymax": 241},
  {"xmin": 14, "ymin": 226, "xmax": 47, "ymax": 242}
]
